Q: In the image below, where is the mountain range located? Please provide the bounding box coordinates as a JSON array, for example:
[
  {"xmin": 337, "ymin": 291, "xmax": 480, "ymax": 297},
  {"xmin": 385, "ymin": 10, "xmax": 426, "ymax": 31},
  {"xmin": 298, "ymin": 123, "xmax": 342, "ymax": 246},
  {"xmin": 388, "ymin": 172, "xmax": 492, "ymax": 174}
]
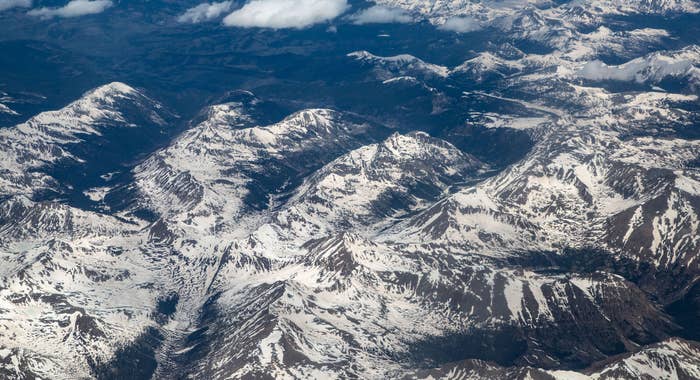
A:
[{"xmin": 1, "ymin": 0, "xmax": 700, "ymax": 379}]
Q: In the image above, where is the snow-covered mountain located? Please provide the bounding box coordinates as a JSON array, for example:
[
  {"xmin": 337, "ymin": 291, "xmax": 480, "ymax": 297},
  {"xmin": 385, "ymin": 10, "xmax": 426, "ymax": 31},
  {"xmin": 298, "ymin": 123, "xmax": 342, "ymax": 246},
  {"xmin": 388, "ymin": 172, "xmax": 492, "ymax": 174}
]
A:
[
  {"xmin": 404, "ymin": 338, "xmax": 700, "ymax": 379},
  {"xmin": 0, "ymin": 82, "xmax": 174, "ymax": 197},
  {"xmin": 2, "ymin": 0, "xmax": 700, "ymax": 379},
  {"xmin": 1, "ymin": 76, "xmax": 698, "ymax": 378},
  {"xmin": 578, "ymin": 45, "xmax": 700, "ymax": 87},
  {"xmin": 374, "ymin": 0, "xmax": 700, "ymax": 25},
  {"xmin": 348, "ymin": 51, "xmax": 450, "ymax": 80}
]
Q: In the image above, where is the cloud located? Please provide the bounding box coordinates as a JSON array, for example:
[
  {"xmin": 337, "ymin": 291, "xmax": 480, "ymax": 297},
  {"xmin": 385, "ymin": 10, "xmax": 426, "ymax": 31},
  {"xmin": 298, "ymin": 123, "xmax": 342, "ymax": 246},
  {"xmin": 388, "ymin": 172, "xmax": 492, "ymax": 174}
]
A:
[
  {"xmin": 438, "ymin": 16, "xmax": 482, "ymax": 33},
  {"xmin": 28, "ymin": 0, "xmax": 112, "ymax": 18},
  {"xmin": 223, "ymin": 0, "xmax": 349, "ymax": 29},
  {"xmin": 349, "ymin": 5, "xmax": 412, "ymax": 25},
  {"xmin": 177, "ymin": 1, "xmax": 233, "ymax": 23},
  {"xmin": 0, "ymin": 0, "xmax": 30, "ymax": 11}
]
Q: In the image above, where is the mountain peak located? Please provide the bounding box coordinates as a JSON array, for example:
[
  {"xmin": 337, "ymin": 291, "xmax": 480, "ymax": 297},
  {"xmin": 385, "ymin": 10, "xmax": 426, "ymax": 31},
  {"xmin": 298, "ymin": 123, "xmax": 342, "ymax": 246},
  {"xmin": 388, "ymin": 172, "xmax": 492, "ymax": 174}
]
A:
[
  {"xmin": 85, "ymin": 81, "xmax": 138, "ymax": 98},
  {"xmin": 348, "ymin": 50, "xmax": 449, "ymax": 78}
]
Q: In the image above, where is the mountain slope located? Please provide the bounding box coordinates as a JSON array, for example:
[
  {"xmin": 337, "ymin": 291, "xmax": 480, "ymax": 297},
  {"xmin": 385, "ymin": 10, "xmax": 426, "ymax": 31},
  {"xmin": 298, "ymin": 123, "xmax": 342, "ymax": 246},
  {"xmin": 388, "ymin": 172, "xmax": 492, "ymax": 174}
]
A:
[
  {"xmin": 3, "ymin": 3, "xmax": 700, "ymax": 374},
  {"xmin": 0, "ymin": 82, "xmax": 174, "ymax": 198}
]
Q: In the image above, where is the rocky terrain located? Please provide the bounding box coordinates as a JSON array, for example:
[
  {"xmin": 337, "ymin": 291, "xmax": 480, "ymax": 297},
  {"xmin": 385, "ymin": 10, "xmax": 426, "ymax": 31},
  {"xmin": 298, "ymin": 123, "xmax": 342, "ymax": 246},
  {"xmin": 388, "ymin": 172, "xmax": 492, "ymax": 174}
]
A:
[{"xmin": 1, "ymin": 0, "xmax": 700, "ymax": 379}]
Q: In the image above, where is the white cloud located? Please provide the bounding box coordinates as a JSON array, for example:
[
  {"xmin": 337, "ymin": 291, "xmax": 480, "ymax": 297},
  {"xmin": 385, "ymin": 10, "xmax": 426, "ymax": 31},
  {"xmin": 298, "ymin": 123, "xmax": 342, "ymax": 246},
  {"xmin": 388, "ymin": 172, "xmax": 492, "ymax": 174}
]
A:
[
  {"xmin": 349, "ymin": 5, "xmax": 412, "ymax": 25},
  {"xmin": 177, "ymin": 1, "xmax": 233, "ymax": 23},
  {"xmin": 223, "ymin": 0, "xmax": 349, "ymax": 29},
  {"xmin": 0, "ymin": 0, "xmax": 31, "ymax": 11},
  {"xmin": 28, "ymin": 0, "xmax": 112, "ymax": 18},
  {"xmin": 438, "ymin": 16, "xmax": 482, "ymax": 33}
]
